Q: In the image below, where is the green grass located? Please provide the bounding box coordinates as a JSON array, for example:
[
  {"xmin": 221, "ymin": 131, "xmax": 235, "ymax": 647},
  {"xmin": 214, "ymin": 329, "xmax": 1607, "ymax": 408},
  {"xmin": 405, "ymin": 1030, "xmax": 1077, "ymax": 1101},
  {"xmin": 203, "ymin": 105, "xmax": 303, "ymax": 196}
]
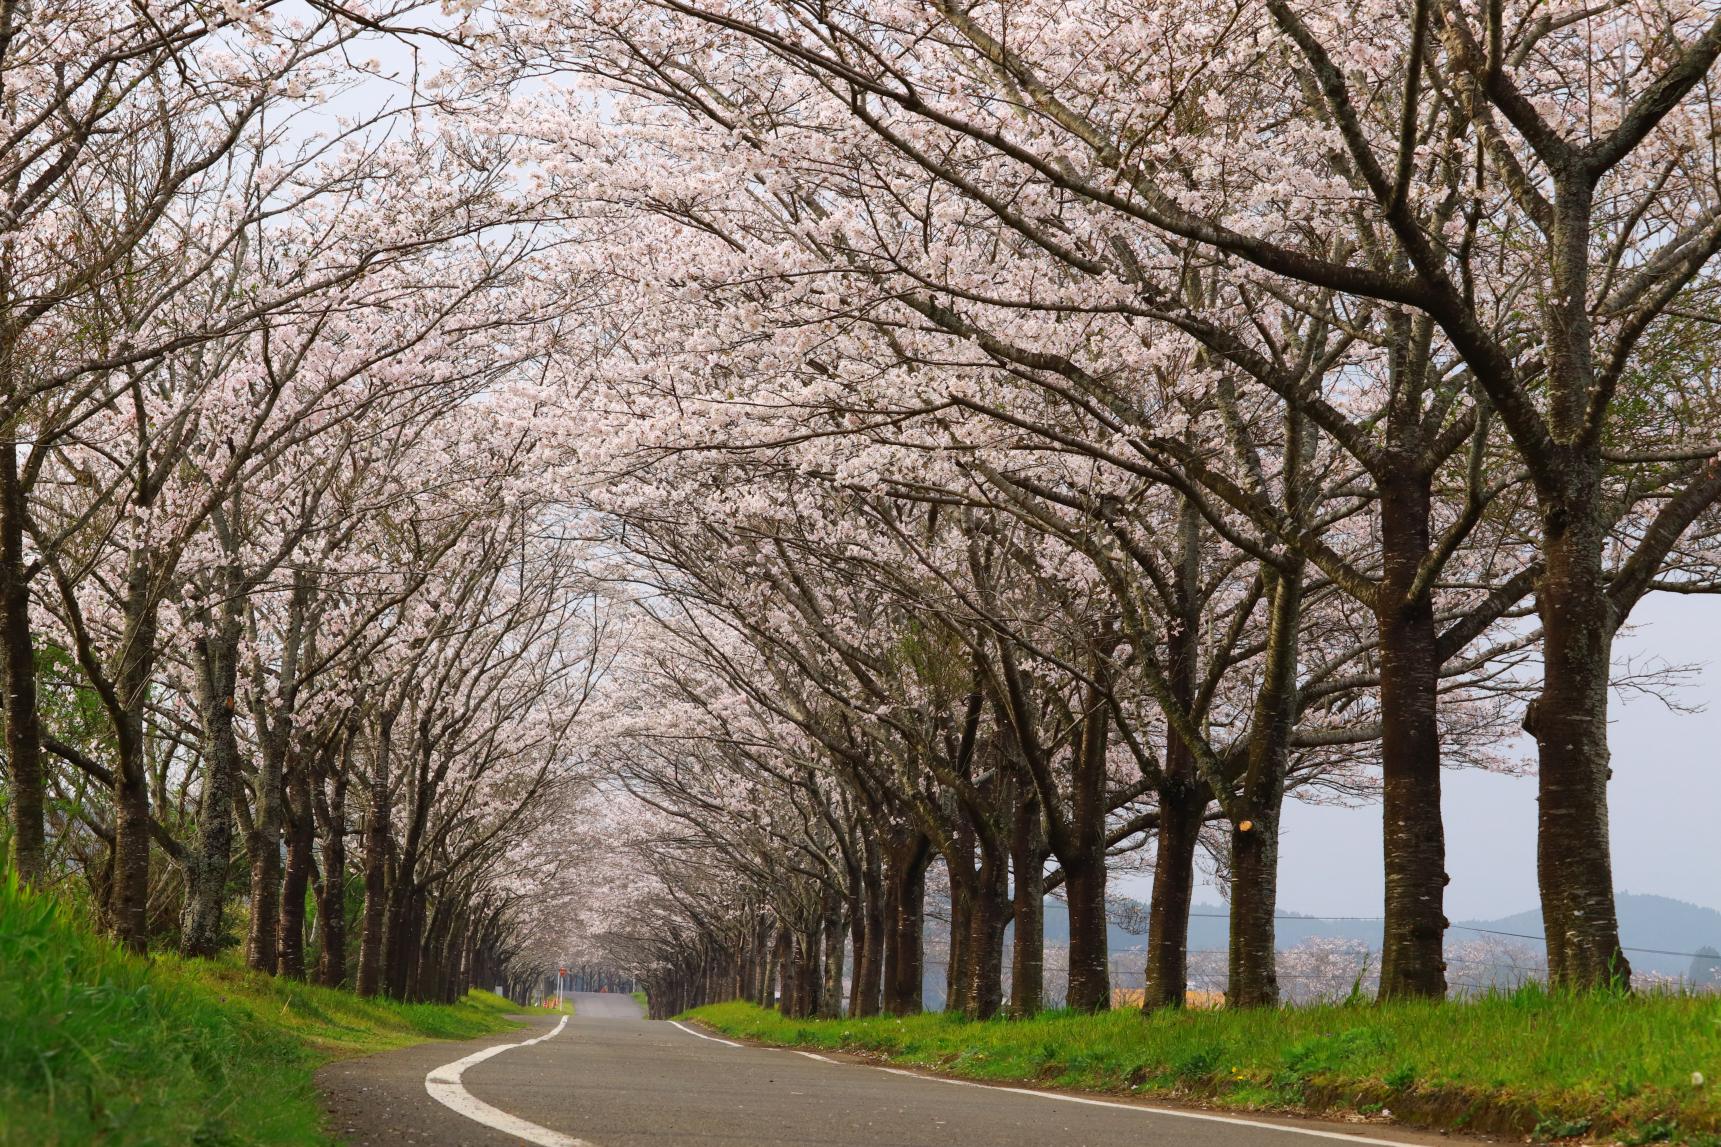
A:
[
  {"xmin": 686, "ymin": 992, "xmax": 1721, "ymax": 1142},
  {"xmin": 0, "ymin": 875, "xmax": 526, "ymax": 1146},
  {"xmin": 632, "ymin": 990, "xmax": 648, "ymax": 1012}
]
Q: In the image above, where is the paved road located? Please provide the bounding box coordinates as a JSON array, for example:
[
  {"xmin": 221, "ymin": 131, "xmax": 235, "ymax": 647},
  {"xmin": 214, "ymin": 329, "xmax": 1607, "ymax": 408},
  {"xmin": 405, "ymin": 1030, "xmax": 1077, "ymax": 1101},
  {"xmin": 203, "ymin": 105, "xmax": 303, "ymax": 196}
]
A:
[{"xmin": 319, "ymin": 991, "xmax": 1459, "ymax": 1147}]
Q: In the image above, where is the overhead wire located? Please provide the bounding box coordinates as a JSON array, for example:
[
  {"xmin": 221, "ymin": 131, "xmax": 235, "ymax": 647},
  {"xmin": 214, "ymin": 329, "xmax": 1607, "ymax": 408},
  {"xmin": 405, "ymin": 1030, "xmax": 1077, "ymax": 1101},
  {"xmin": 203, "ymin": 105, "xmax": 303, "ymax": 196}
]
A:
[{"xmin": 1175, "ymin": 911, "xmax": 1720, "ymax": 962}]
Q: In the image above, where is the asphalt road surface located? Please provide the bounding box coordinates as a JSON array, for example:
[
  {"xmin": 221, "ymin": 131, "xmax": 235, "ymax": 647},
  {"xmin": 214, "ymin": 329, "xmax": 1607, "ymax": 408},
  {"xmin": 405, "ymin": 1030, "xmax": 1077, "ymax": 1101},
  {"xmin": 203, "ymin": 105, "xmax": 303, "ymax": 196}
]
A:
[{"xmin": 319, "ymin": 991, "xmax": 1458, "ymax": 1147}]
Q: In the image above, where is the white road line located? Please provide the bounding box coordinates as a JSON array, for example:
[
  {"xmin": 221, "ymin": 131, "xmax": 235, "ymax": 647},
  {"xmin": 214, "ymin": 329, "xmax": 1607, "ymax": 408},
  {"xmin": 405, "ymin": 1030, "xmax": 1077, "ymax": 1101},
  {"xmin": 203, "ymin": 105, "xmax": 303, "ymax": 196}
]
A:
[
  {"xmin": 424, "ymin": 1015, "xmax": 594, "ymax": 1147},
  {"xmin": 675, "ymin": 1019, "xmax": 1427, "ymax": 1147},
  {"xmin": 668, "ymin": 1019, "xmax": 741, "ymax": 1046},
  {"xmin": 873, "ymin": 1067, "xmax": 1421, "ymax": 1146}
]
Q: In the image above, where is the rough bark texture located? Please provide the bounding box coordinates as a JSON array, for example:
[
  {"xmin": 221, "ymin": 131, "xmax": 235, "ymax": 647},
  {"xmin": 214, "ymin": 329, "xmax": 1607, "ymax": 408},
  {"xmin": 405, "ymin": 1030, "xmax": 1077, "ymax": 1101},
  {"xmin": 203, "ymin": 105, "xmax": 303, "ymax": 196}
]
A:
[
  {"xmin": 0, "ymin": 433, "xmax": 43, "ymax": 885},
  {"xmin": 315, "ymin": 769, "xmax": 348, "ymax": 988},
  {"xmin": 797, "ymin": 928, "xmax": 821, "ymax": 1017},
  {"xmin": 111, "ymin": 764, "xmax": 153, "ymax": 953},
  {"xmin": 944, "ymin": 815, "xmax": 975, "ymax": 1013},
  {"xmin": 1008, "ymin": 792, "xmax": 1046, "ymax": 1018},
  {"xmin": 1227, "ymin": 563, "xmax": 1300, "ymax": 1008},
  {"xmin": 1227, "ymin": 811, "xmax": 1281, "ymax": 1008},
  {"xmin": 276, "ymin": 756, "xmax": 315, "ymax": 980},
  {"xmin": 1142, "ymin": 781, "xmax": 1205, "ymax": 1010},
  {"xmin": 1526, "ymin": 177, "xmax": 1629, "ymax": 990},
  {"xmin": 850, "ymin": 838, "xmax": 884, "ymax": 1016},
  {"xmin": 1534, "ymin": 496, "xmax": 1630, "ymax": 988},
  {"xmin": 963, "ymin": 839, "xmax": 1010, "ymax": 1020},
  {"xmin": 245, "ymin": 742, "xmax": 285, "ymax": 974},
  {"xmin": 1376, "ymin": 471, "xmax": 1449, "ymax": 999},
  {"xmin": 1062, "ymin": 690, "xmax": 1112, "ymax": 1012},
  {"xmin": 181, "ymin": 606, "xmax": 242, "ymax": 958},
  {"xmin": 107, "ymin": 550, "xmax": 160, "ymax": 953},
  {"xmin": 1062, "ymin": 852, "xmax": 1110, "ymax": 1011},
  {"xmin": 355, "ymin": 713, "xmax": 394, "ymax": 997},
  {"xmin": 1145, "ymin": 522, "xmax": 1207, "ymax": 1012},
  {"xmin": 773, "ymin": 927, "xmax": 795, "ymax": 1015},
  {"xmin": 820, "ymin": 904, "xmax": 846, "ymax": 1018},
  {"xmin": 881, "ymin": 830, "xmax": 929, "ymax": 1015}
]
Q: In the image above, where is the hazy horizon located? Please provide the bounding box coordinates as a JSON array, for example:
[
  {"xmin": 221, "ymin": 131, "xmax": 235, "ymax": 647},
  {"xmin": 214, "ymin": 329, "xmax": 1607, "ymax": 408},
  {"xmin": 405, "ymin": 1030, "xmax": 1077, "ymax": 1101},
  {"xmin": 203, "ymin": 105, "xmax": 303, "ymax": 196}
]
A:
[{"xmin": 1118, "ymin": 593, "xmax": 1720, "ymax": 921}]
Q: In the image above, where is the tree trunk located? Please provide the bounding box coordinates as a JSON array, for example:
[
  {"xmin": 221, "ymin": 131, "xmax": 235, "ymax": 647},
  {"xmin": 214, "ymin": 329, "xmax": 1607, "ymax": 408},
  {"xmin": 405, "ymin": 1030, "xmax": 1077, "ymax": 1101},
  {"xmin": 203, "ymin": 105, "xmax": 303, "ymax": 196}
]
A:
[
  {"xmin": 848, "ymin": 842, "xmax": 884, "ymax": 1017},
  {"xmin": 821, "ymin": 899, "xmax": 847, "ymax": 1017},
  {"xmin": 1144, "ymin": 503, "xmax": 1207, "ymax": 1011},
  {"xmin": 356, "ymin": 714, "xmax": 394, "ymax": 997},
  {"xmin": 180, "ymin": 575, "xmax": 247, "ymax": 959},
  {"xmin": 1227, "ymin": 810, "xmax": 1281, "ymax": 1007},
  {"xmin": 1142, "ymin": 781, "xmax": 1206, "ymax": 1010},
  {"xmin": 1376, "ymin": 470, "xmax": 1449, "ymax": 1000},
  {"xmin": 1533, "ymin": 490, "xmax": 1629, "ymax": 989},
  {"xmin": 773, "ymin": 927, "xmax": 795, "ymax": 1015},
  {"xmin": 760, "ymin": 924, "xmax": 779, "ymax": 1008},
  {"xmin": 1009, "ymin": 792, "xmax": 1045, "ymax": 1018},
  {"xmin": 107, "ymin": 551, "xmax": 160, "ymax": 954},
  {"xmin": 964, "ymin": 838, "xmax": 1010, "ymax": 1020},
  {"xmin": 398, "ymin": 889, "xmax": 427, "ymax": 1001},
  {"xmin": 276, "ymin": 758, "xmax": 315, "ymax": 980},
  {"xmin": 1062, "ymin": 851, "xmax": 1110, "ymax": 1012},
  {"xmin": 246, "ymin": 743, "xmax": 285, "ymax": 974},
  {"xmin": 0, "ymin": 433, "xmax": 44, "ymax": 885},
  {"xmin": 739, "ymin": 924, "xmax": 759, "ymax": 1004},
  {"xmin": 881, "ymin": 830, "xmax": 930, "ymax": 1015},
  {"xmin": 945, "ymin": 817, "xmax": 975, "ymax": 1013},
  {"xmin": 111, "ymin": 765, "xmax": 153, "ymax": 953},
  {"xmin": 1227, "ymin": 561, "xmax": 1301, "ymax": 1008},
  {"xmin": 798, "ymin": 928, "xmax": 821, "ymax": 1017},
  {"xmin": 316, "ymin": 770, "xmax": 348, "ymax": 988},
  {"xmin": 1525, "ymin": 179, "xmax": 1630, "ymax": 991},
  {"xmin": 1063, "ymin": 680, "xmax": 1112, "ymax": 1013},
  {"xmin": 383, "ymin": 871, "xmax": 417, "ymax": 999}
]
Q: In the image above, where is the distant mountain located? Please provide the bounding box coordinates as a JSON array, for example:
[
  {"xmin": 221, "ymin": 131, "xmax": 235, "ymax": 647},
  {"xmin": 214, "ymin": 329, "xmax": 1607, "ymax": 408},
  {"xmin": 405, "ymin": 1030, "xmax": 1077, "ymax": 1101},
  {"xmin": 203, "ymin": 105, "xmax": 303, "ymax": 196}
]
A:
[
  {"xmin": 1462, "ymin": 892, "xmax": 1721, "ymax": 977},
  {"xmin": 1039, "ymin": 891, "xmax": 1721, "ymax": 974},
  {"xmin": 921, "ymin": 891, "xmax": 1721, "ymax": 1006}
]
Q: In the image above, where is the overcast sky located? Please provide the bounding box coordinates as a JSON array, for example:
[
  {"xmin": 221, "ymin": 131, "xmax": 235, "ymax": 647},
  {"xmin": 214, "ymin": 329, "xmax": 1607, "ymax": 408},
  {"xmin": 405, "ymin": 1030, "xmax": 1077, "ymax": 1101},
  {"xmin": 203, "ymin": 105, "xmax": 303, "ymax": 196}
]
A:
[{"xmin": 1118, "ymin": 594, "xmax": 1721, "ymax": 921}]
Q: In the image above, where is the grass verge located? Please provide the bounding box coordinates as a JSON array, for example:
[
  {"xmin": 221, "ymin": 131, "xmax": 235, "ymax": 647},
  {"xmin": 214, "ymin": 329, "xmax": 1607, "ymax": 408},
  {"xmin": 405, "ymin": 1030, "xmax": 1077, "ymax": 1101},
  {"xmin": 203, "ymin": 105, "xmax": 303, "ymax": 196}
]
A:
[
  {"xmin": 685, "ymin": 992, "xmax": 1721, "ymax": 1144},
  {"xmin": 0, "ymin": 875, "xmax": 526, "ymax": 1146}
]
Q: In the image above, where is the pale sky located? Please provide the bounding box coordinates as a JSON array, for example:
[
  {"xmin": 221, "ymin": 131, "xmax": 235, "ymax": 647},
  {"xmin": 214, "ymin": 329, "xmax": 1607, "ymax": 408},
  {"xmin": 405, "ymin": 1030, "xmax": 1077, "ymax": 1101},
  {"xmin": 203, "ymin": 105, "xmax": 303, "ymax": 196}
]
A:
[{"xmin": 1122, "ymin": 593, "xmax": 1721, "ymax": 920}]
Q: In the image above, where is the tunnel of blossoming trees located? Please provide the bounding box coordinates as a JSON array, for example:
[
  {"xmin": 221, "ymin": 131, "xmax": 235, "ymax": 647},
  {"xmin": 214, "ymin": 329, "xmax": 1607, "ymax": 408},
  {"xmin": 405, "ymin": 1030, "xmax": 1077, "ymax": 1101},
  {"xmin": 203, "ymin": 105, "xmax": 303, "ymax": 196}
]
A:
[{"xmin": 1, "ymin": 0, "xmax": 1719, "ymax": 1020}]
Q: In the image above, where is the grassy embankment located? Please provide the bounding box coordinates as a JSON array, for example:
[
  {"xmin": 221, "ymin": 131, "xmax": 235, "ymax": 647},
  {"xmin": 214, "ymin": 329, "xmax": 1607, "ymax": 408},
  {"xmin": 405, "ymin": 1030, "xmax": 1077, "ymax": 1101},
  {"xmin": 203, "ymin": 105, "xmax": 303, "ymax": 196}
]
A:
[
  {"xmin": 0, "ymin": 875, "xmax": 533, "ymax": 1147},
  {"xmin": 686, "ymin": 993, "xmax": 1721, "ymax": 1144}
]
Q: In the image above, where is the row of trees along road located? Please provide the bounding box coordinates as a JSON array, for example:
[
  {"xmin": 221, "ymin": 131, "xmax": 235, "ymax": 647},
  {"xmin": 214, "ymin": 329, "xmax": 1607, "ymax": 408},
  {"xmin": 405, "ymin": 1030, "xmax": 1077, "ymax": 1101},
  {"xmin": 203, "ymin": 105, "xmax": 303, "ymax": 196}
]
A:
[
  {"xmin": 5, "ymin": 0, "xmax": 1721, "ymax": 1019},
  {"xmin": 0, "ymin": 0, "xmax": 611, "ymax": 1003},
  {"xmin": 512, "ymin": 0, "xmax": 1721, "ymax": 1014}
]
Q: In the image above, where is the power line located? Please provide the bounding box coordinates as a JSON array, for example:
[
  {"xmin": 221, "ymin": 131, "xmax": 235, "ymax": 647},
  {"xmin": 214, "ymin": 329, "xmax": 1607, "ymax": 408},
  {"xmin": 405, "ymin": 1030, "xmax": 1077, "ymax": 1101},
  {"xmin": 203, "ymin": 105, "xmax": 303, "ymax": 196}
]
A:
[
  {"xmin": 1176, "ymin": 911, "xmax": 1721, "ymax": 963},
  {"xmin": 1454, "ymin": 924, "xmax": 1719, "ymax": 961},
  {"xmin": 1186, "ymin": 912, "xmax": 1385, "ymax": 922}
]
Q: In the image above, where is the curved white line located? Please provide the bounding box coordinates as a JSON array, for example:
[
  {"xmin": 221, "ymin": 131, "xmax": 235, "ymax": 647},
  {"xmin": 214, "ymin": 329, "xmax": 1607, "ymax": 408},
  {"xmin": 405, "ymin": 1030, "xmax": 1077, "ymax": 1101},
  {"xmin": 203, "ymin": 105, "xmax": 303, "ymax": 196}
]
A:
[
  {"xmin": 668, "ymin": 1019, "xmax": 741, "ymax": 1046},
  {"xmin": 424, "ymin": 1016, "xmax": 593, "ymax": 1147}
]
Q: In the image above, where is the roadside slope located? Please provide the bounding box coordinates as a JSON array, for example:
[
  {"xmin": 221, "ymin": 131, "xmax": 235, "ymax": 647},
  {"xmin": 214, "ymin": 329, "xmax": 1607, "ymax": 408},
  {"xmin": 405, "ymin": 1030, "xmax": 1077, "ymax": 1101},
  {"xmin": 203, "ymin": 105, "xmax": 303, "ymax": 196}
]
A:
[
  {"xmin": 0, "ymin": 876, "xmax": 526, "ymax": 1147},
  {"xmin": 686, "ymin": 995, "xmax": 1721, "ymax": 1144}
]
